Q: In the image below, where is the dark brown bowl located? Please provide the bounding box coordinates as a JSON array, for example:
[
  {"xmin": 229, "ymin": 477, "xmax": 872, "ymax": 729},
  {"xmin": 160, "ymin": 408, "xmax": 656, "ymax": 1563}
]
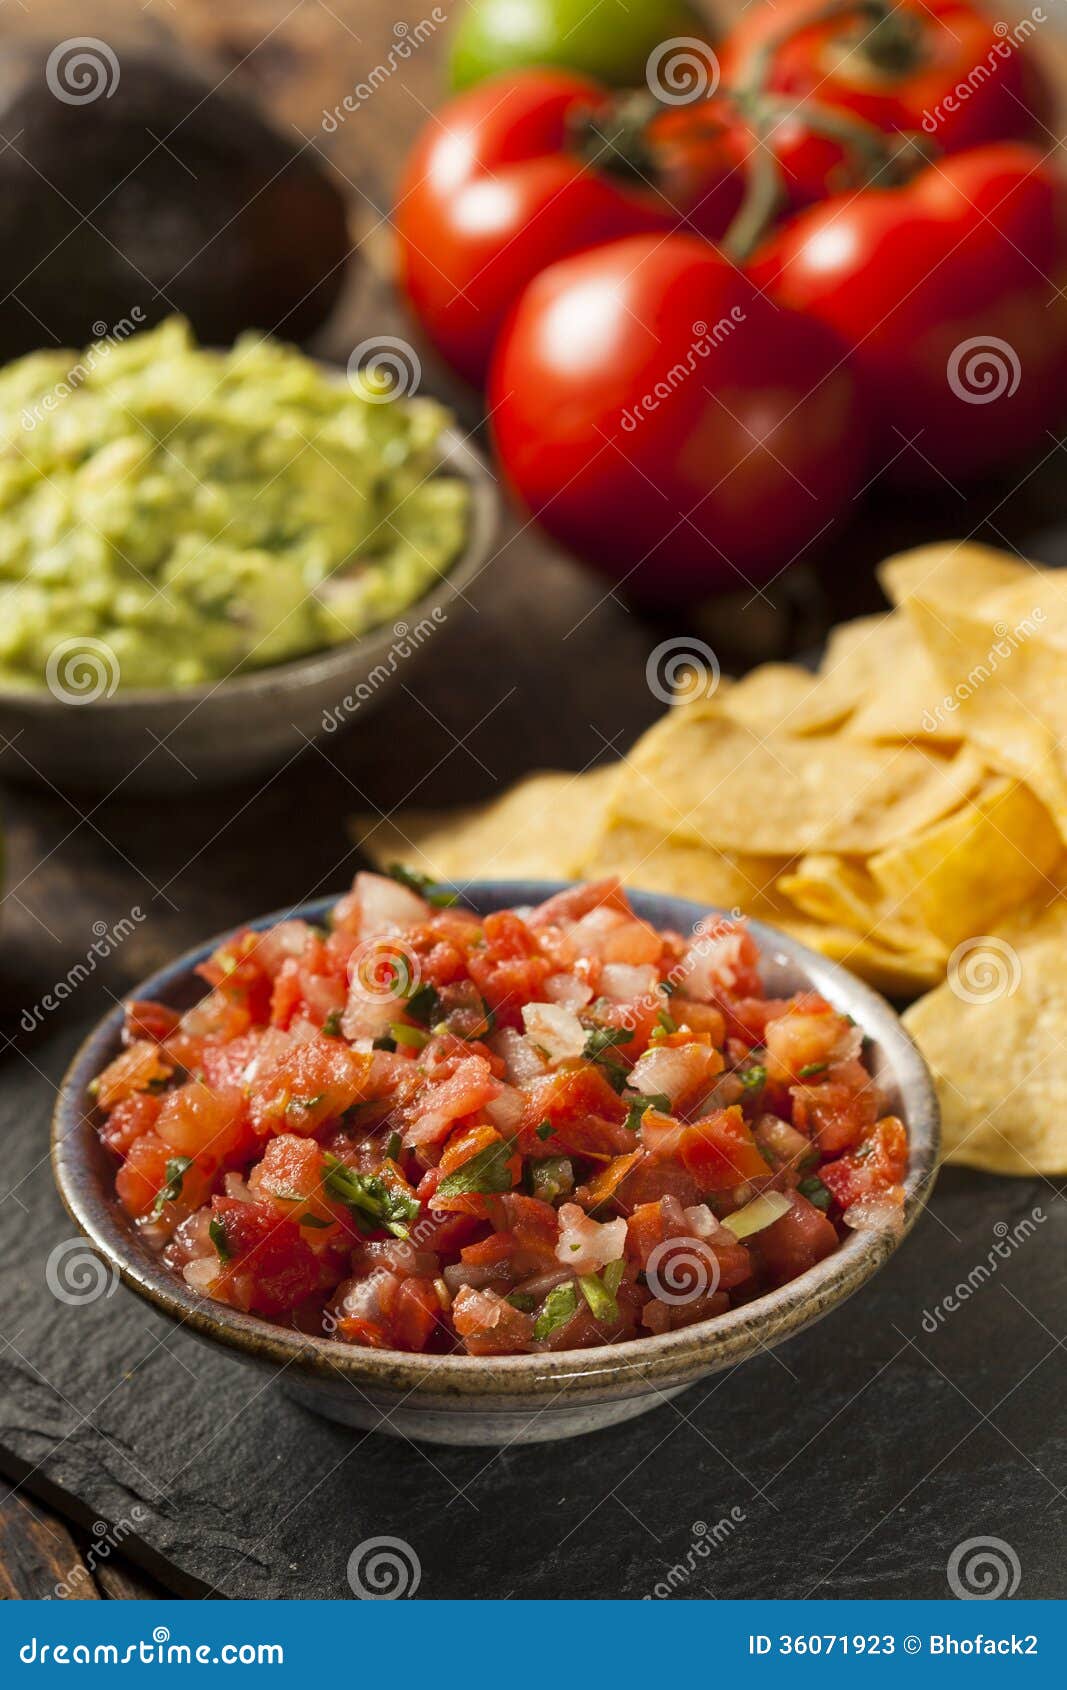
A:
[{"xmin": 52, "ymin": 882, "xmax": 940, "ymax": 1445}]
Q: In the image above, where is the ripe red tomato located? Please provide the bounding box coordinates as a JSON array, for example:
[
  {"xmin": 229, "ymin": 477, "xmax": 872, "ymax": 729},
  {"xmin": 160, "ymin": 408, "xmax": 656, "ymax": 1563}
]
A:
[
  {"xmin": 720, "ymin": 0, "xmax": 1053, "ymax": 156},
  {"xmin": 488, "ymin": 233, "xmax": 868, "ymax": 601},
  {"xmin": 395, "ymin": 70, "xmax": 673, "ymax": 386},
  {"xmin": 754, "ymin": 143, "xmax": 1067, "ymax": 484}
]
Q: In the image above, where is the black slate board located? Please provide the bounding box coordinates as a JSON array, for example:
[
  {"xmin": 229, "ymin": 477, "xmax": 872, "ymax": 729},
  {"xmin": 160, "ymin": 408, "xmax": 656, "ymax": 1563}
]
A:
[{"xmin": 2, "ymin": 1012, "xmax": 1065, "ymax": 1600}]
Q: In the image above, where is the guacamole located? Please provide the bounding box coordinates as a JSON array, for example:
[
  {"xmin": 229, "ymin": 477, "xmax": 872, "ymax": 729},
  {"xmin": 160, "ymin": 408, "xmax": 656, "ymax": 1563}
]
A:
[{"xmin": 0, "ymin": 319, "xmax": 469, "ymax": 689}]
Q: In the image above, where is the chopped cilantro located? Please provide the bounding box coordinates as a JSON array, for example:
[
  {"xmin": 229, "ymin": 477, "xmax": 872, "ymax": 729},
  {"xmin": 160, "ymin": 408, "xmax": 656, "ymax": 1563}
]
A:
[
  {"xmin": 286, "ymin": 1092, "xmax": 324, "ymax": 1116},
  {"xmin": 322, "ymin": 1009, "xmax": 343, "ymax": 1038},
  {"xmin": 322, "ymin": 1154, "xmax": 419, "ymax": 1238},
  {"xmin": 739, "ymin": 1063, "xmax": 767, "ymax": 1091},
  {"xmin": 404, "ymin": 982, "xmax": 442, "ymax": 1026},
  {"xmin": 208, "ymin": 1215, "xmax": 230, "ymax": 1261},
  {"xmin": 797, "ymin": 1175, "xmax": 833, "ymax": 1211},
  {"xmin": 385, "ymin": 863, "xmax": 458, "ymax": 907},
  {"xmin": 152, "ymin": 1156, "xmax": 193, "ymax": 1219},
  {"xmin": 436, "ymin": 1138, "xmax": 516, "ymax": 1198},
  {"xmin": 535, "ymin": 1120, "xmax": 554, "ymax": 1142},
  {"xmin": 533, "ymin": 1281, "xmax": 578, "ymax": 1340},
  {"xmin": 583, "ymin": 1025, "xmax": 634, "ymax": 1062},
  {"xmin": 385, "ymin": 1131, "xmax": 403, "ymax": 1162},
  {"xmin": 372, "ymin": 1035, "xmax": 397, "ymax": 1052},
  {"xmin": 624, "ymin": 1091, "xmax": 671, "ymax": 1132},
  {"xmin": 655, "ymin": 1008, "xmax": 678, "ymax": 1036},
  {"xmin": 506, "ymin": 1291, "xmax": 538, "ymax": 1314},
  {"xmin": 798, "ymin": 1062, "xmax": 828, "ymax": 1079},
  {"xmin": 299, "ymin": 1213, "xmax": 333, "ymax": 1230}
]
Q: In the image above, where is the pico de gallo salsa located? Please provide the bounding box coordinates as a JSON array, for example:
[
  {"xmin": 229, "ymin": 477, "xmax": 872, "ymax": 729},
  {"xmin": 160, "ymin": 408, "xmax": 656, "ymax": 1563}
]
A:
[{"xmin": 91, "ymin": 876, "xmax": 909, "ymax": 1355}]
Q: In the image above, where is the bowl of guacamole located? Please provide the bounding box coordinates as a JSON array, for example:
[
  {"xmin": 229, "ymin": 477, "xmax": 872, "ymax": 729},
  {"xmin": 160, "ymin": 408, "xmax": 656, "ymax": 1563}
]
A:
[{"xmin": 0, "ymin": 319, "xmax": 495, "ymax": 792}]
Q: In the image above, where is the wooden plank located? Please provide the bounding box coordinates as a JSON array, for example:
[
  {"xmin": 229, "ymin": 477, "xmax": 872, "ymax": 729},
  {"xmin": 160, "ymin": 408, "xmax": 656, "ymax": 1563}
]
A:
[{"xmin": 0, "ymin": 1490, "xmax": 100, "ymax": 1601}]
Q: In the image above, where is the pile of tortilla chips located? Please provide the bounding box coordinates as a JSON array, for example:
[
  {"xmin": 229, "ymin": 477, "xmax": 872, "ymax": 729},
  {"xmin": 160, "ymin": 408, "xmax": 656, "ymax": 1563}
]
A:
[{"xmin": 354, "ymin": 544, "xmax": 1067, "ymax": 1178}]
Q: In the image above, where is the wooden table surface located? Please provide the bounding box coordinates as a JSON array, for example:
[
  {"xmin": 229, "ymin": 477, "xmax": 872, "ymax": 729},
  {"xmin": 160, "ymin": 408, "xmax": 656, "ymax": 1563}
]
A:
[{"xmin": 1, "ymin": 0, "xmax": 1065, "ymax": 1597}]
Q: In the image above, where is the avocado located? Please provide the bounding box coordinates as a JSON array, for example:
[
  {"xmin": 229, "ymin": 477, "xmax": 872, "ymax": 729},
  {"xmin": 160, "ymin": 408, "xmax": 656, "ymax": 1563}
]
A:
[{"xmin": 0, "ymin": 43, "xmax": 350, "ymax": 358}]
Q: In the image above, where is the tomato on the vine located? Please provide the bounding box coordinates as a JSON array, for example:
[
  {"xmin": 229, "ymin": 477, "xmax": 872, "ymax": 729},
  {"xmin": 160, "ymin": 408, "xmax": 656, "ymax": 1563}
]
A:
[
  {"xmin": 753, "ymin": 142, "xmax": 1067, "ymax": 485},
  {"xmin": 721, "ymin": 0, "xmax": 1053, "ymax": 155},
  {"xmin": 489, "ymin": 233, "xmax": 868, "ymax": 602},
  {"xmin": 395, "ymin": 71, "xmax": 674, "ymax": 386}
]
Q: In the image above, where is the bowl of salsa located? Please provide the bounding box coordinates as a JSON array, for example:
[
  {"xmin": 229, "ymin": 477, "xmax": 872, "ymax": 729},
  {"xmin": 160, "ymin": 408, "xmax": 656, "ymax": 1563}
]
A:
[{"xmin": 53, "ymin": 876, "xmax": 939, "ymax": 1445}]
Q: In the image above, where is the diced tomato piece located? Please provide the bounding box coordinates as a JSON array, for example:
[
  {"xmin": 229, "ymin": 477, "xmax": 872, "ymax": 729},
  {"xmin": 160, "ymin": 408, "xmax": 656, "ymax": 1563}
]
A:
[
  {"xmin": 209, "ymin": 1196, "xmax": 327, "ymax": 1317},
  {"xmin": 517, "ymin": 1066, "xmax": 631, "ymax": 1157},
  {"xmin": 677, "ymin": 920, "xmax": 762, "ymax": 1001},
  {"xmin": 123, "ymin": 1000, "xmax": 180, "ymax": 1044},
  {"xmin": 641, "ymin": 1290, "xmax": 731, "ymax": 1334},
  {"xmin": 451, "ymin": 1286, "xmax": 534, "ymax": 1355},
  {"xmin": 99, "ymin": 1090, "xmax": 161, "ymax": 1157},
  {"xmin": 764, "ymin": 999, "xmax": 857, "ymax": 1085},
  {"xmin": 755, "ymin": 1192, "xmax": 839, "ymax": 1285},
  {"xmin": 466, "ymin": 911, "xmax": 553, "ymax": 1027},
  {"xmin": 247, "ymin": 1133, "xmax": 349, "ymax": 1241},
  {"xmin": 642, "ymin": 1105, "xmax": 771, "ymax": 1190},
  {"xmin": 403, "ymin": 1054, "xmax": 502, "ymax": 1149},
  {"xmin": 821, "ymin": 1116, "xmax": 909, "ymax": 1209},
  {"xmin": 791, "ymin": 1057, "xmax": 879, "ymax": 1156},
  {"xmin": 155, "ymin": 1081, "xmax": 254, "ymax": 1167},
  {"xmin": 94, "ymin": 1041, "xmax": 172, "ymax": 1112},
  {"xmin": 116, "ymin": 1132, "xmax": 215, "ymax": 1225},
  {"xmin": 248, "ymin": 1036, "xmax": 374, "ymax": 1135},
  {"xmin": 394, "ymin": 1276, "xmax": 443, "ymax": 1351},
  {"xmin": 530, "ymin": 880, "xmax": 634, "ymax": 927}
]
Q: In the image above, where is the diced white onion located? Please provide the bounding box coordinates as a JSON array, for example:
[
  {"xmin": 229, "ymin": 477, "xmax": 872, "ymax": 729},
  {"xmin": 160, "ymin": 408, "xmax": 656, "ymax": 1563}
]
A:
[{"xmin": 521, "ymin": 1002, "xmax": 587, "ymax": 1064}]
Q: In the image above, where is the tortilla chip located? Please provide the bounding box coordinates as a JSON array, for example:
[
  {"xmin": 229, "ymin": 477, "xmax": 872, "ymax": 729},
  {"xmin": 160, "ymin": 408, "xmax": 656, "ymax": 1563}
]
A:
[
  {"xmin": 353, "ymin": 767, "xmax": 616, "ymax": 883},
  {"xmin": 880, "ymin": 543, "xmax": 1067, "ymax": 834},
  {"xmin": 583, "ymin": 816, "xmax": 791, "ymax": 914},
  {"xmin": 826, "ymin": 613, "xmax": 960, "ymax": 744},
  {"xmin": 779, "ymin": 854, "xmax": 947, "ymax": 962},
  {"xmin": 719, "ymin": 662, "xmax": 855, "ymax": 737},
  {"xmin": 870, "ymin": 778, "xmax": 1064, "ymax": 948},
  {"xmin": 774, "ymin": 918, "xmax": 946, "ymax": 999},
  {"xmin": 904, "ymin": 895, "xmax": 1067, "ymax": 1172},
  {"xmin": 612, "ymin": 703, "xmax": 984, "ymax": 856}
]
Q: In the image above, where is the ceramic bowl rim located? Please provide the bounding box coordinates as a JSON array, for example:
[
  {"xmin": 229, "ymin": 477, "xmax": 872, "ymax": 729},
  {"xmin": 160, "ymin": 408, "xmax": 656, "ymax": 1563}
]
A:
[
  {"xmin": 0, "ymin": 424, "xmax": 497, "ymax": 712},
  {"xmin": 52, "ymin": 881, "xmax": 940, "ymax": 1400}
]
